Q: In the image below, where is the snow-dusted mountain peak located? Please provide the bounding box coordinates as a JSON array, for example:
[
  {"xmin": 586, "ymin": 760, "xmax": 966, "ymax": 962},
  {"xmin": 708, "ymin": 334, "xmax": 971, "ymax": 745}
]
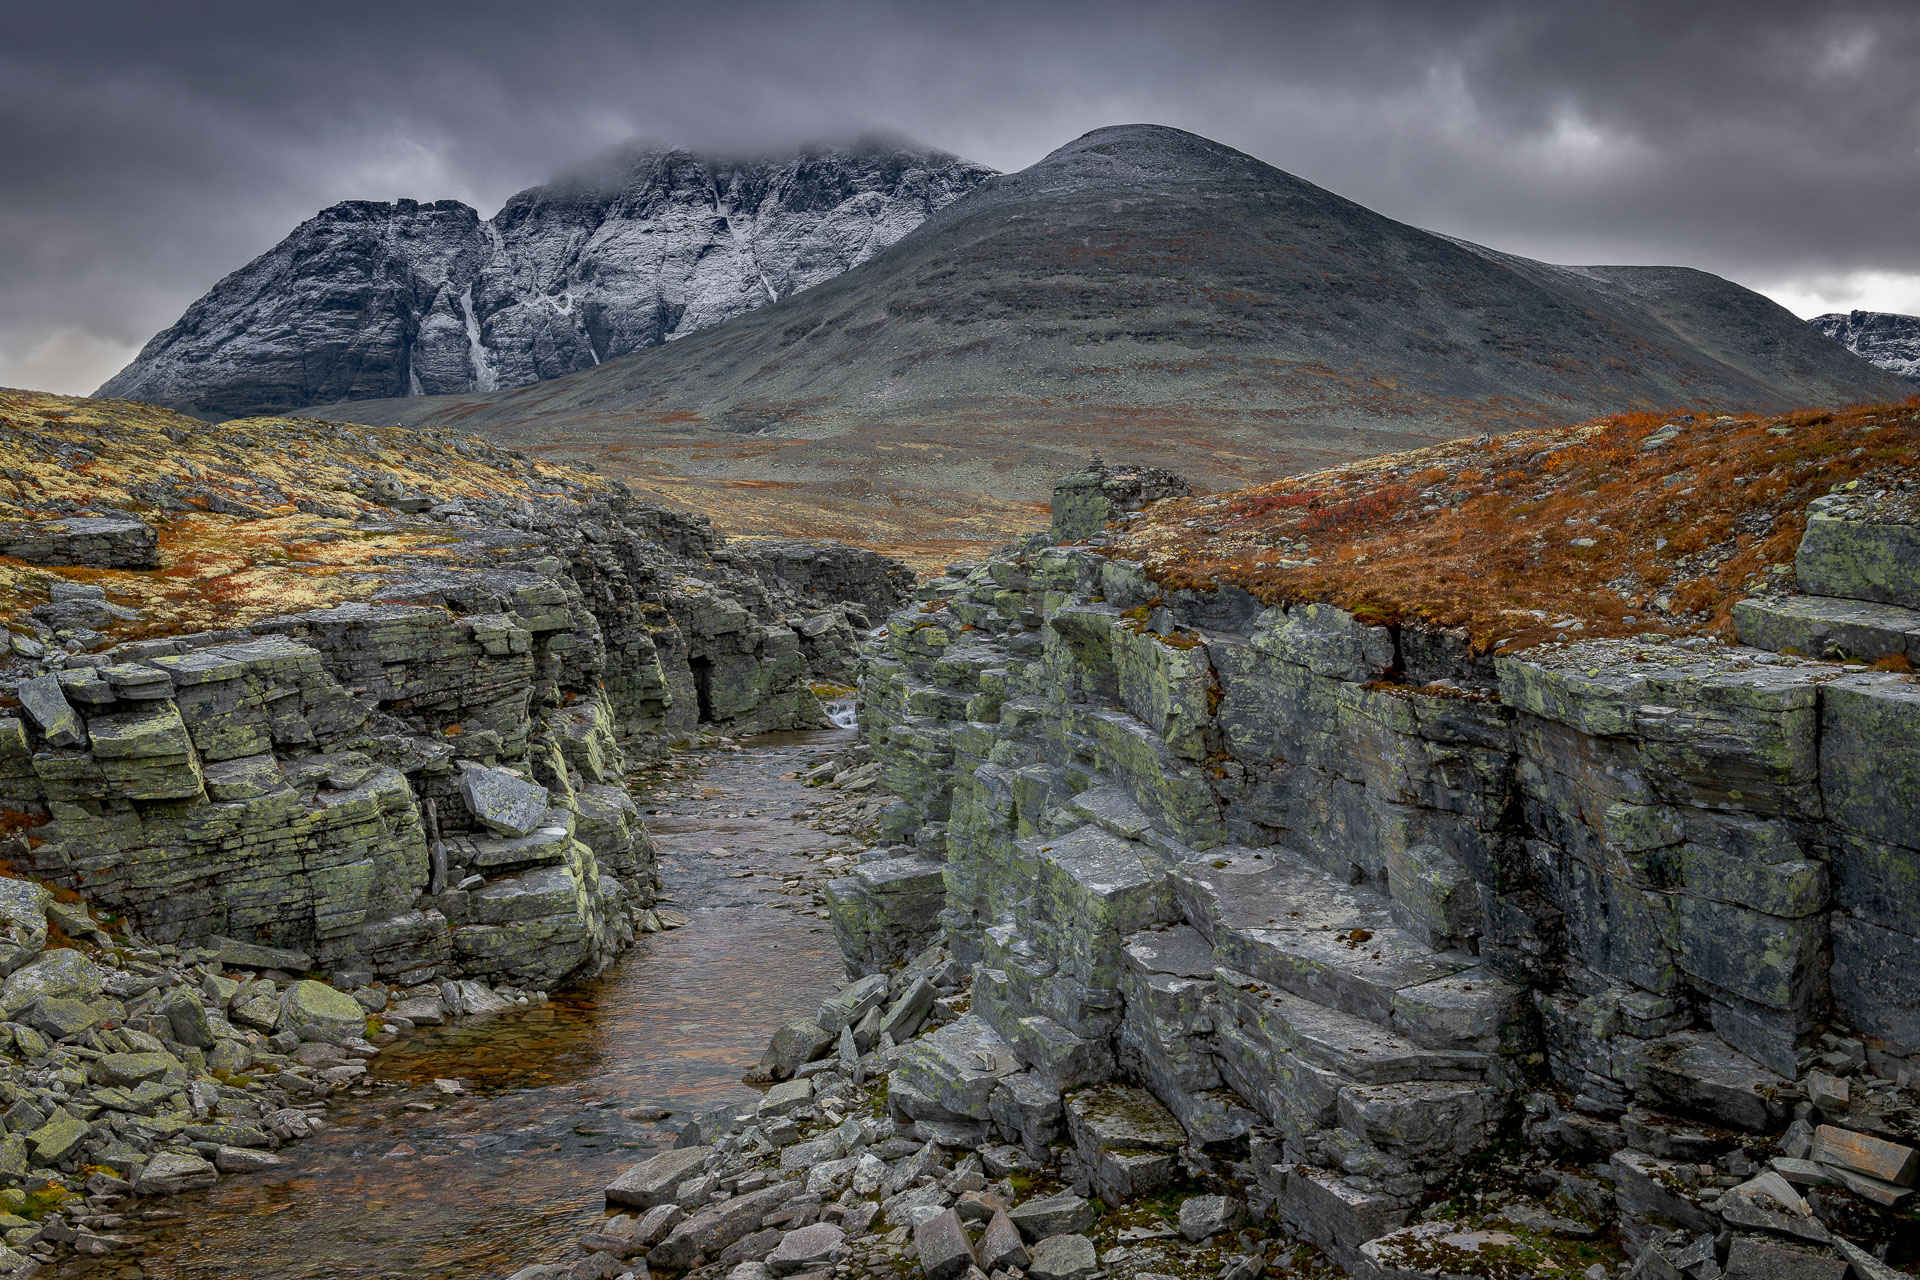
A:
[{"xmin": 97, "ymin": 138, "xmax": 997, "ymax": 418}]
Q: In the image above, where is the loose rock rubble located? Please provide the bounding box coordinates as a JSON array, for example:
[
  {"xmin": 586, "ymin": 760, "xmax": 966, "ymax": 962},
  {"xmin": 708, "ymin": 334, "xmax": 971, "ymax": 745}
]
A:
[
  {"xmin": 0, "ymin": 877, "xmax": 553, "ymax": 1273},
  {"xmin": 528, "ymin": 941, "xmax": 1348, "ymax": 1280}
]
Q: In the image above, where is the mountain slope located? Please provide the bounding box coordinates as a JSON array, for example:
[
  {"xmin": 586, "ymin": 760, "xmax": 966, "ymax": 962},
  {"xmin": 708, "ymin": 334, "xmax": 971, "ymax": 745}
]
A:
[
  {"xmin": 1812, "ymin": 310, "xmax": 1920, "ymax": 384},
  {"xmin": 96, "ymin": 139, "xmax": 996, "ymax": 418},
  {"xmin": 313, "ymin": 125, "xmax": 1911, "ymax": 547}
]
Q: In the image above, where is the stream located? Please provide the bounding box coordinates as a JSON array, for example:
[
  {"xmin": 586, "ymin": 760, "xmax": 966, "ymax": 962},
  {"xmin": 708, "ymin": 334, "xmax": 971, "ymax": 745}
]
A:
[{"xmin": 60, "ymin": 727, "xmax": 860, "ymax": 1280}]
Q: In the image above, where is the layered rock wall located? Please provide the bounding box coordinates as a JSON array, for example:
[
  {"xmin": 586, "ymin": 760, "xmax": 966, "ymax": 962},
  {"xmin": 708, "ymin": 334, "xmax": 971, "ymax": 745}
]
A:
[
  {"xmin": 837, "ymin": 479, "xmax": 1920, "ymax": 1263},
  {"xmin": 3, "ymin": 491, "xmax": 909, "ymax": 992}
]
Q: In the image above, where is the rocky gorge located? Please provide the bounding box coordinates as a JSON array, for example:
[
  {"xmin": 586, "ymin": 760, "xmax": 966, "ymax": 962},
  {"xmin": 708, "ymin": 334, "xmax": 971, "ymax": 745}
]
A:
[
  {"xmin": 519, "ymin": 442, "xmax": 1920, "ymax": 1280},
  {"xmin": 0, "ymin": 391, "xmax": 913, "ymax": 1271},
  {"xmin": 3, "ymin": 389, "xmax": 1918, "ymax": 1280}
]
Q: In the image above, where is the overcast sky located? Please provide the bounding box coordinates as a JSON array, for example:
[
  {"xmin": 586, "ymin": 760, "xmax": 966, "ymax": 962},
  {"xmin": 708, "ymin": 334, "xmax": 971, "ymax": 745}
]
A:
[{"xmin": 5, "ymin": 0, "xmax": 1917, "ymax": 395}]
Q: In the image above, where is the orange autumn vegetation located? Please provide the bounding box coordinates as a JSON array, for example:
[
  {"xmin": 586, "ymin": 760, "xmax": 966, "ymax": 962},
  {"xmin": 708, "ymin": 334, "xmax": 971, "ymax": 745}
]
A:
[
  {"xmin": 1111, "ymin": 397, "xmax": 1920, "ymax": 654},
  {"xmin": 0, "ymin": 388, "xmax": 618, "ymax": 640}
]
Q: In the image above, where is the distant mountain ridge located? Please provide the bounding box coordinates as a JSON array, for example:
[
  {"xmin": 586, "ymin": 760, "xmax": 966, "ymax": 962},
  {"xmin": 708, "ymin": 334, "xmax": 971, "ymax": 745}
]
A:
[
  {"xmin": 313, "ymin": 124, "xmax": 1911, "ymax": 548},
  {"xmin": 1811, "ymin": 310, "xmax": 1920, "ymax": 384},
  {"xmin": 96, "ymin": 138, "xmax": 997, "ymax": 418}
]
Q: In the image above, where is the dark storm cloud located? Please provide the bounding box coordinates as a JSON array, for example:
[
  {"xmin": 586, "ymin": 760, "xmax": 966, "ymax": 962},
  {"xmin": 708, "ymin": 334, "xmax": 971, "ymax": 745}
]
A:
[{"xmin": 5, "ymin": 0, "xmax": 1918, "ymax": 393}]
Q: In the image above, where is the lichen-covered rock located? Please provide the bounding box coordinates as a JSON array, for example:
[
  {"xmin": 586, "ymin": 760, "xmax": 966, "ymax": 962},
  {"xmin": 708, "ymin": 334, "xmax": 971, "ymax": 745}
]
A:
[
  {"xmin": 0, "ymin": 948, "xmax": 102, "ymax": 1018},
  {"xmin": 0, "ymin": 515, "xmax": 157, "ymax": 570},
  {"xmin": 277, "ymin": 979, "xmax": 369, "ymax": 1043},
  {"xmin": 1796, "ymin": 491, "xmax": 1920, "ymax": 609},
  {"xmin": 0, "ymin": 880, "xmax": 49, "ymax": 977},
  {"xmin": 841, "ymin": 465, "xmax": 1920, "ymax": 1269},
  {"xmin": 133, "ymin": 1152, "xmax": 219, "ymax": 1194},
  {"xmin": 460, "ymin": 763, "xmax": 551, "ymax": 837}
]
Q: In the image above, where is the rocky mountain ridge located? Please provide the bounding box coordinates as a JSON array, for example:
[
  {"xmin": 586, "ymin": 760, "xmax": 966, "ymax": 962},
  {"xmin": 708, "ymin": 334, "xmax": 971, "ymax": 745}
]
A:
[
  {"xmin": 336, "ymin": 124, "xmax": 1912, "ymax": 552},
  {"xmin": 1813, "ymin": 310, "xmax": 1920, "ymax": 384},
  {"xmin": 94, "ymin": 139, "xmax": 996, "ymax": 419}
]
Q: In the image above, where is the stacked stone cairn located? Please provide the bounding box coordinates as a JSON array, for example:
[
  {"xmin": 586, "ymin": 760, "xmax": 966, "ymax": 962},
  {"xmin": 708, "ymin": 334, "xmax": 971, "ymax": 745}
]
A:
[{"xmin": 747, "ymin": 468, "xmax": 1920, "ymax": 1280}]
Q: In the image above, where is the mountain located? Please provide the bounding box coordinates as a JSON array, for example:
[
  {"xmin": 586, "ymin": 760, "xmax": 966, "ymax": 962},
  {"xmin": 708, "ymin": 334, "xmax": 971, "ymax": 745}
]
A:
[
  {"xmin": 310, "ymin": 125, "xmax": 1908, "ymax": 549},
  {"xmin": 1811, "ymin": 309, "xmax": 1920, "ymax": 384},
  {"xmin": 95, "ymin": 138, "xmax": 997, "ymax": 418}
]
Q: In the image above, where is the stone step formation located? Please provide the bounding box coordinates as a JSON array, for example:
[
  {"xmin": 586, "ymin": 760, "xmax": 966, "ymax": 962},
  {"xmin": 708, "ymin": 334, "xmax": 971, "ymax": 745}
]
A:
[
  {"xmin": 817, "ymin": 460, "xmax": 1920, "ymax": 1276},
  {"xmin": 1734, "ymin": 485, "xmax": 1920, "ymax": 663}
]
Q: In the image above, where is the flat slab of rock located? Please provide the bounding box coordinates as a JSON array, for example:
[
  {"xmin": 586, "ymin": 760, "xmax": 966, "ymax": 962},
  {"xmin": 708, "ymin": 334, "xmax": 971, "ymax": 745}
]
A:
[
  {"xmin": 460, "ymin": 763, "xmax": 552, "ymax": 837},
  {"xmin": 1026, "ymin": 1233, "xmax": 1097, "ymax": 1280},
  {"xmin": 0, "ymin": 515, "xmax": 158, "ymax": 569},
  {"xmin": 1810, "ymin": 1124, "xmax": 1918, "ymax": 1186},
  {"xmin": 1723, "ymin": 1235, "xmax": 1848, "ymax": 1280},
  {"xmin": 758, "ymin": 1076, "xmax": 814, "ymax": 1117},
  {"xmin": 208, "ymin": 935, "xmax": 313, "ymax": 972},
  {"xmin": 605, "ymin": 1146, "xmax": 711, "ymax": 1210},
  {"xmin": 766, "ymin": 1222, "xmax": 845, "ymax": 1275},
  {"xmin": 134, "ymin": 1151, "xmax": 219, "ymax": 1195}
]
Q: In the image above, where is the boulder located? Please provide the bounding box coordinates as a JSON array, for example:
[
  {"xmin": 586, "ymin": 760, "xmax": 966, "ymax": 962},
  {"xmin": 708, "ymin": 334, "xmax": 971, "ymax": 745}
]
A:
[
  {"xmin": 648, "ymin": 1183, "xmax": 798, "ymax": 1271},
  {"xmin": 134, "ymin": 1152, "xmax": 219, "ymax": 1194},
  {"xmin": 25, "ymin": 1108, "xmax": 89, "ymax": 1165},
  {"xmin": 14, "ymin": 674, "xmax": 84, "ymax": 748},
  {"xmin": 92, "ymin": 1051, "xmax": 181, "ymax": 1088},
  {"xmin": 277, "ymin": 979, "xmax": 369, "ymax": 1044},
  {"xmin": 766, "ymin": 1222, "xmax": 846, "ymax": 1276},
  {"xmin": 0, "ymin": 948, "xmax": 102, "ymax": 1017},
  {"xmin": 159, "ymin": 986, "xmax": 217, "ymax": 1048},
  {"xmin": 757, "ymin": 1077, "xmax": 814, "ymax": 1118},
  {"xmin": 1025, "ymin": 1233, "xmax": 1098, "ymax": 1280},
  {"xmin": 755, "ymin": 1018, "xmax": 834, "ymax": 1080},
  {"xmin": 1008, "ymin": 1192, "xmax": 1097, "ymax": 1242},
  {"xmin": 604, "ymin": 1146, "xmax": 712, "ymax": 1210},
  {"xmin": 460, "ymin": 763, "xmax": 552, "ymax": 838},
  {"xmin": 912, "ymin": 1208, "xmax": 975, "ymax": 1280},
  {"xmin": 27, "ymin": 995, "xmax": 107, "ymax": 1040},
  {"xmin": 1178, "ymin": 1194, "xmax": 1247, "ymax": 1242},
  {"xmin": 977, "ymin": 1210, "xmax": 1029, "ymax": 1272}
]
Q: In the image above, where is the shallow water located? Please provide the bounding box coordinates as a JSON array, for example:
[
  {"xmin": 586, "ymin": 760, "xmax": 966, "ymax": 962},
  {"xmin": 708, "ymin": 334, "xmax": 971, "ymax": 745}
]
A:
[{"xmin": 67, "ymin": 731, "xmax": 857, "ymax": 1280}]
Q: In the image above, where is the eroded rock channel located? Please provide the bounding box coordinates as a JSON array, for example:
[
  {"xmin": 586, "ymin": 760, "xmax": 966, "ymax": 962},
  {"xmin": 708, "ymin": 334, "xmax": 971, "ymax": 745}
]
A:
[{"xmin": 51, "ymin": 730, "xmax": 870, "ymax": 1279}]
